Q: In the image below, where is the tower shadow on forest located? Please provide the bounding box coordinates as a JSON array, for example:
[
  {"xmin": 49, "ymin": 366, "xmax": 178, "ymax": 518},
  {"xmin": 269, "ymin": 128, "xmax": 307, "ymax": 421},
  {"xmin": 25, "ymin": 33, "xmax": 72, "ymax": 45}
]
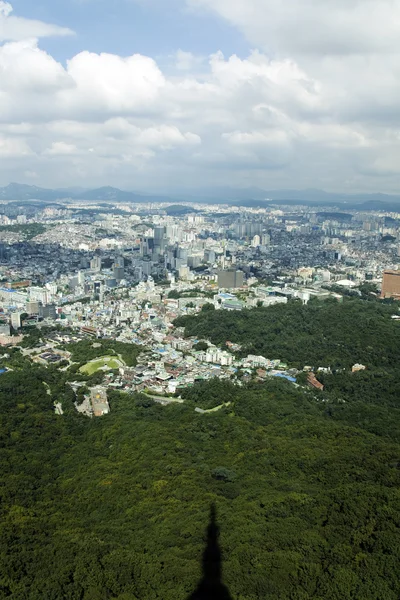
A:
[{"xmin": 187, "ymin": 504, "xmax": 232, "ymax": 600}]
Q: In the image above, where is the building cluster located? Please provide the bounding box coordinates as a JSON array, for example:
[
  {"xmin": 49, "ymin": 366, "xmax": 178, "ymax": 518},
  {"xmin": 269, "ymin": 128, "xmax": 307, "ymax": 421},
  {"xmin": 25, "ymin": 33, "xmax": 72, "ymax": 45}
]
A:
[{"xmin": 0, "ymin": 197, "xmax": 398, "ymax": 411}]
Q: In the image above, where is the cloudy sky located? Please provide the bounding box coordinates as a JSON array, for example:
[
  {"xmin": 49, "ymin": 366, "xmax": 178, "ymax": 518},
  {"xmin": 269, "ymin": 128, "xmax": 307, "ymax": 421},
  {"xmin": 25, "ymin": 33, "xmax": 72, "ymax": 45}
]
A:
[{"xmin": 1, "ymin": 0, "xmax": 400, "ymax": 194}]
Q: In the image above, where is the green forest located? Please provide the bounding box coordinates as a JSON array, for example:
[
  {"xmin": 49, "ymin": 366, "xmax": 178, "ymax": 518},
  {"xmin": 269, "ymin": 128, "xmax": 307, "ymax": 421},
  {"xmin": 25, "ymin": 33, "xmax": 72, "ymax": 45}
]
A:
[
  {"xmin": 174, "ymin": 298, "xmax": 400, "ymax": 369},
  {"xmin": 0, "ymin": 298, "xmax": 399, "ymax": 599},
  {"xmin": 64, "ymin": 339, "xmax": 142, "ymax": 367},
  {"xmin": 0, "ymin": 223, "xmax": 47, "ymax": 239}
]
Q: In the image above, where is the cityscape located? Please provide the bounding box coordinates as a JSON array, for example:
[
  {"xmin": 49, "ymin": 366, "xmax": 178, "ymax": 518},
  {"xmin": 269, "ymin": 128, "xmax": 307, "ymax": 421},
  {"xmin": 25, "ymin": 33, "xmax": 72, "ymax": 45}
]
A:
[
  {"xmin": 2, "ymin": 0, "xmax": 400, "ymax": 597},
  {"xmin": 0, "ymin": 190, "xmax": 399, "ymax": 413}
]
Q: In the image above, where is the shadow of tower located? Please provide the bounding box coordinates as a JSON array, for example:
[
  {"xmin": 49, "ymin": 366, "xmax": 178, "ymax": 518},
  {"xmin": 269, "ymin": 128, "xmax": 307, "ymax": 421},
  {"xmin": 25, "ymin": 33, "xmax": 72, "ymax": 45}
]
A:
[{"xmin": 187, "ymin": 504, "xmax": 232, "ymax": 600}]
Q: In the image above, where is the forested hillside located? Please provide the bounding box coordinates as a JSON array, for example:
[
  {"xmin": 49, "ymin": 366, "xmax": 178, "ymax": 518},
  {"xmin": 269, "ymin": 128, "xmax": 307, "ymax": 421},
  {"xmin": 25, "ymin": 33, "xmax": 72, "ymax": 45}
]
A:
[
  {"xmin": 0, "ymin": 367, "xmax": 399, "ymax": 598},
  {"xmin": 174, "ymin": 298, "xmax": 399, "ymax": 369},
  {"xmin": 175, "ymin": 298, "xmax": 400, "ymax": 441}
]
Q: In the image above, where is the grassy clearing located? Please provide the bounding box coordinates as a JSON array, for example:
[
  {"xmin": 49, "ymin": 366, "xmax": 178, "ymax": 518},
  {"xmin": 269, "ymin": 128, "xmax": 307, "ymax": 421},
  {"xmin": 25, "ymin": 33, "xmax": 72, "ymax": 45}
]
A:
[{"xmin": 80, "ymin": 356, "xmax": 122, "ymax": 375}]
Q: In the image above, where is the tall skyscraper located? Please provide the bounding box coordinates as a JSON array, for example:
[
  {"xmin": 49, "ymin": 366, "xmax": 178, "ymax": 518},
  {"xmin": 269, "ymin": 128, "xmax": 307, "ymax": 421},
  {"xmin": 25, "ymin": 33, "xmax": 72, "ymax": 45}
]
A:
[{"xmin": 153, "ymin": 226, "xmax": 166, "ymax": 256}]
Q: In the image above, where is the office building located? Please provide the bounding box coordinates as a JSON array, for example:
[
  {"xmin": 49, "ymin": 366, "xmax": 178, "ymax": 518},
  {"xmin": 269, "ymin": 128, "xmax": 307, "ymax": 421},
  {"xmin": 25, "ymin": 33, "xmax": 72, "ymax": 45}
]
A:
[
  {"xmin": 217, "ymin": 269, "xmax": 244, "ymax": 289},
  {"xmin": 11, "ymin": 312, "xmax": 22, "ymax": 329},
  {"xmin": 26, "ymin": 301, "xmax": 40, "ymax": 315},
  {"xmin": 90, "ymin": 256, "xmax": 102, "ymax": 272},
  {"xmin": 113, "ymin": 265, "xmax": 125, "ymax": 281},
  {"xmin": 153, "ymin": 226, "xmax": 166, "ymax": 256},
  {"xmin": 106, "ymin": 278, "xmax": 117, "ymax": 289},
  {"xmin": 381, "ymin": 270, "xmax": 400, "ymax": 299},
  {"xmin": 39, "ymin": 304, "xmax": 57, "ymax": 320},
  {"xmin": 29, "ymin": 286, "xmax": 48, "ymax": 304},
  {"xmin": 179, "ymin": 265, "xmax": 190, "ymax": 281},
  {"xmin": 261, "ymin": 234, "xmax": 271, "ymax": 246},
  {"xmin": 204, "ymin": 249, "xmax": 216, "ymax": 264}
]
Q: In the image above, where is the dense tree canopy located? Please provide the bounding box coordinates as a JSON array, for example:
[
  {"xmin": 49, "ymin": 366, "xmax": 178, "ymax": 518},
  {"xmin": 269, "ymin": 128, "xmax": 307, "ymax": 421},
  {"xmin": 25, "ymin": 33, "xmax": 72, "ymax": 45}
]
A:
[
  {"xmin": 1, "ymin": 299, "xmax": 400, "ymax": 598},
  {"xmin": 0, "ymin": 365, "xmax": 399, "ymax": 598},
  {"xmin": 0, "ymin": 223, "xmax": 47, "ymax": 239},
  {"xmin": 174, "ymin": 298, "xmax": 400, "ymax": 369}
]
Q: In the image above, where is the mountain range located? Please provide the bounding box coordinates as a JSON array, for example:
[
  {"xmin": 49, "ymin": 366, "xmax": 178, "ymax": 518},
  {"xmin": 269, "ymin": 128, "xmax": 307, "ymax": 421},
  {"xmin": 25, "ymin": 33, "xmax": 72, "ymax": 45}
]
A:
[
  {"xmin": 0, "ymin": 183, "xmax": 174, "ymax": 204},
  {"xmin": 1, "ymin": 182, "xmax": 400, "ymax": 211}
]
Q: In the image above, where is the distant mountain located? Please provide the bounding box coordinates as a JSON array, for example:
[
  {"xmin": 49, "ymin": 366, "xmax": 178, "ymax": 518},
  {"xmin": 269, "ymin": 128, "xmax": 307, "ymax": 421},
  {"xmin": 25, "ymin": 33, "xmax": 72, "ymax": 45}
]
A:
[
  {"xmin": 233, "ymin": 194, "xmax": 400, "ymax": 211},
  {"xmin": 74, "ymin": 186, "xmax": 175, "ymax": 204},
  {"xmin": 2, "ymin": 183, "xmax": 400, "ymax": 210},
  {"xmin": 204, "ymin": 186, "xmax": 400, "ymax": 207},
  {"xmin": 0, "ymin": 183, "xmax": 62, "ymax": 202},
  {"xmin": 0, "ymin": 184, "xmax": 176, "ymax": 204},
  {"xmin": 356, "ymin": 199, "xmax": 400, "ymax": 212}
]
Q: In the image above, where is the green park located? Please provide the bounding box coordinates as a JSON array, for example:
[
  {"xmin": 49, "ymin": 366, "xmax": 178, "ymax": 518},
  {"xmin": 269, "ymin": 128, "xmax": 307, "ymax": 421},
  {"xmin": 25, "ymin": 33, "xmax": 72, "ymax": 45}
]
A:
[{"xmin": 79, "ymin": 355, "xmax": 124, "ymax": 375}]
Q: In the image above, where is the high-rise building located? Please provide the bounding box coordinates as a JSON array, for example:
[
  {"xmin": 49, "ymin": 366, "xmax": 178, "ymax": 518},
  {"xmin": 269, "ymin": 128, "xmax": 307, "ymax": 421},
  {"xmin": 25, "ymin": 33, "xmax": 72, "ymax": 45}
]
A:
[
  {"xmin": 26, "ymin": 301, "xmax": 40, "ymax": 315},
  {"xmin": 113, "ymin": 266, "xmax": 125, "ymax": 281},
  {"xmin": 141, "ymin": 237, "xmax": 154, "ymax": 257},
  {"xmin": 11, "ymin": 313, "xmax": 22, "ymax": 329},
  {"xmin": 29, "ymin": 286, "xmax": 48, "ymax": 304},
  {"xmin": 106, "ymin": 278, "xmax": 117, "ymax": 289},
  {"xmin": 93, "ymin": 282, "xmax": 102, "ymax": 297},
  {"xmin": 261, "ymin": 234, "xmax": 270, "ymax": 246},
  {"xmin": 381, "ymin": 270, "xmax": 400, "ymax": 299},
  {"xmin": 153, "ymin": 226, "xmax": 166, "ymax": 256},
  {"xmin": 187, "ymin": 254, "xmax": 202, "ymax": 268},
  {"xmin": 217, "ymin": 269, "xmax": 244, "ymax": 289},
  {"xmin": 204, "ymin": 249, "xmax": 216, "ymax": 264},
  {"xmin": 39, "ymin": 304, "xmax": 57, "ymax": 320},
  {"xmin": 179, "ymin": 265, "xmax": 190, "ymax": 280},
  {"xmin": 154, "ymin": 226, "xmax": 165, "ymax": 242},
  {"xmin": 90, "ymin": 256, "xmax": 102, "ymax": 272}
]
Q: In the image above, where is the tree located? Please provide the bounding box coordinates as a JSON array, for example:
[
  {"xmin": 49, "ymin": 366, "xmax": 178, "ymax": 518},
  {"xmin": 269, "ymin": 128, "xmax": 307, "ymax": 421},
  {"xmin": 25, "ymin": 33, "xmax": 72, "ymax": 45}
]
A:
[
  {"xmin": 193, "ymin": 341, "xmax": 208, "ymax": 352},
  {"xmin": 201, "ymin": 303, "xmax": 215, "ymax": 312}
]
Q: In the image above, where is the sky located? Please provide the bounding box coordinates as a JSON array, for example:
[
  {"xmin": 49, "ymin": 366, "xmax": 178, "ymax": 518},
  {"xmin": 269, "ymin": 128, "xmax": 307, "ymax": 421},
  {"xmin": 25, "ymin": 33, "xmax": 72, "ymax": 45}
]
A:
[{"xmin": 1, "ymin": 0, "xmax": 400, "ymax": 194}]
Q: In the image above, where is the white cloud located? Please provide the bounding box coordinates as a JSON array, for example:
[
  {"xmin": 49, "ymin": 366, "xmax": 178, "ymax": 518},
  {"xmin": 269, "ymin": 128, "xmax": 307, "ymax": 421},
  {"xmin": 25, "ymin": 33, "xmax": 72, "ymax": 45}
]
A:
[
  {"xmin": 0, "ymin": 1, "xmax": 73, "ymax": 41},
  {"xmin": 44, "ymin": 142, "xmax": 79, "ymax": 156},
  {"xmin": 43, "ymin": 120, "xmax": 200, "ymax": 151},
  {"xmin": 0, "ymin": 41, "xmax": 166, "ymax": 122},
  {"xmin": 0, "ymin": 39, "xmax": 71, "ymax": 93},
  {"xmin": 2, "ymin": 2, "xmax": 400, "ymax": 193},
  {"xmin": 188, "ymin": 0, "xmax": 400, "ymax": 57},
  {"xmin": 183, "ymin": 1, "xmax": 400, "ymax": 128},
  {"xmin": 63, "ymin": 51, "xmax": 166, "ymax": 115},
  {"xmin": 222, "ymin": 130, "xmax": 290, "ymax": 147},
  {"xmin": 0, "ymin": 135, "xmax": 32, "ymax": 157}
]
